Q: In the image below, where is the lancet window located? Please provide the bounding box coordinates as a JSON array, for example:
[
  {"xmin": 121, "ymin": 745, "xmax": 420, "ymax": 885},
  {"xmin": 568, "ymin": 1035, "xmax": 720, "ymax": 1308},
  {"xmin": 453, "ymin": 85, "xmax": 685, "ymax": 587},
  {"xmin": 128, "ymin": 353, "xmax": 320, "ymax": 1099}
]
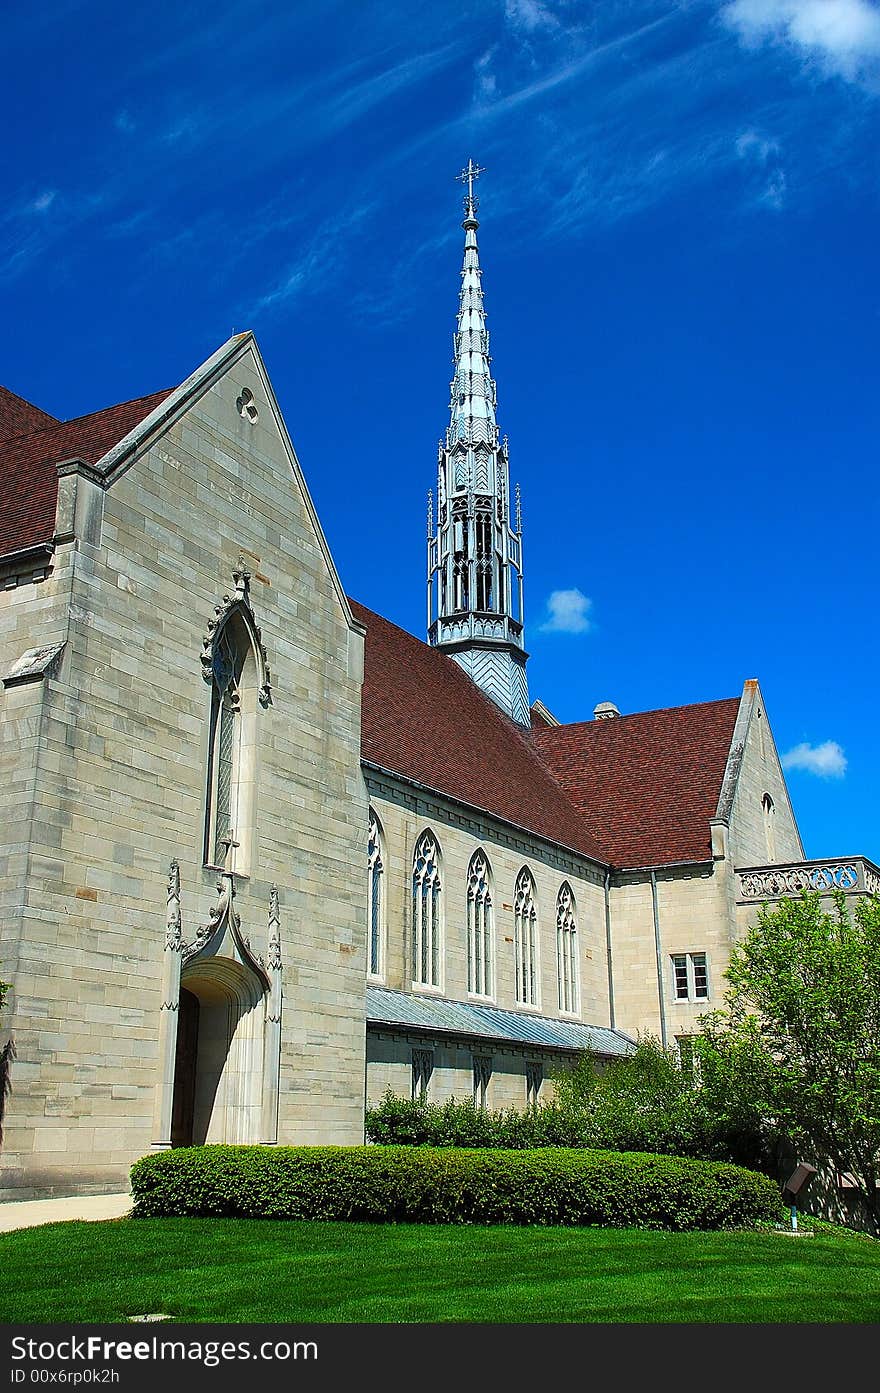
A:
[
  {"xmin": 467, "ymin": 850, "xmax": 494, "ymax": 998},
  {"xmin": 514, "ymin": 867, "xmax": 538, "ymax": 1007},
  {"xmin": 762, "ymin": 793, "xmax": 776, "ymax": 862},
  {"xmin": 412, "ymin": 830, "xmax": 442, "ymax": 988},
  {"xmin": 556, "ymin": 882, "xmax": 579, "ymax": 1015},
  {"xmin": 367, "ymin": 809, "xmax": 385, "ymax": 979},
  {"xmin": 475, "ymin": 504, "xmax": 493, "ymax": 611},
  {"xmin": 452, "ymin": 501, "xmax": 469, "ymax": 611},
  {"xmin": 205, "ymin": 611, "xmax": 255, "ymax": 871}
]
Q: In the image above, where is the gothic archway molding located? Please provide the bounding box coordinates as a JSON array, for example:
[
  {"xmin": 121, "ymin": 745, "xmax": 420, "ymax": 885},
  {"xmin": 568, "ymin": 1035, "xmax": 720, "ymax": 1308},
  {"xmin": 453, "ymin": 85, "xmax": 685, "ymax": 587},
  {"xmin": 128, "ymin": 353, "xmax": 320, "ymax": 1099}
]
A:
[
  {"xmin": 153, "ymin": 862, "xmax": 282, "ymax": 1149},
  {"xmin": 200, "ymin": 555, "xmax": 272, "ymax": 709}
]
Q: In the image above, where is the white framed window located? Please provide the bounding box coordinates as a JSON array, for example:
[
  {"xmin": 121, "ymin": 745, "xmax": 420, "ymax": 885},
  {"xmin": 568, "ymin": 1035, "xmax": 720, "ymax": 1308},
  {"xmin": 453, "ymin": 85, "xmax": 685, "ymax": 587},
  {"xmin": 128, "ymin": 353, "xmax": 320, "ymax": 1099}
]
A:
[
  {"xmin": 556, "ymin": 881, "xmax": 579, "ymax": 1015},
  {"xmin": 514, "ymin": 867, "xmax": 539, "ymax": 1007},
  {"xmin": 525, "ymin": 1061, "xmax": 543, "ymax": 1108},
  {"xmin": 412, "ymin": 830, "xmax": 442, "ymax": 989},
  {"xmin": 473, "ymin": 1054, "xmax": 492, "ymax": 1111},
  {"xmin": 467, "ymin": 850, "xmax": 494, "ymax": 998},
  {"xmin": 671, "ymin": 952, "xmax": 709, "ymax": 1003},
  {"xmin": 412, "ymin": 1048, "xmax": 434, "ymax": 1101},
  {"xmin": 367, "ymin": 809, "xmax": 385, "ymax": 980}
]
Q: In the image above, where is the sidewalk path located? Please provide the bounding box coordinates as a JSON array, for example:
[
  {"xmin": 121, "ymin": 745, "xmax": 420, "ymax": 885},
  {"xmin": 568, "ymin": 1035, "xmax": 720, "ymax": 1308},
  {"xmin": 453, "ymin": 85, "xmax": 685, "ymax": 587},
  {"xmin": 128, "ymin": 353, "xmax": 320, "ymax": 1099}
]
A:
[{"xmin": 0, "ymin": 1193, "xmax": 132, "ymax": 1233}]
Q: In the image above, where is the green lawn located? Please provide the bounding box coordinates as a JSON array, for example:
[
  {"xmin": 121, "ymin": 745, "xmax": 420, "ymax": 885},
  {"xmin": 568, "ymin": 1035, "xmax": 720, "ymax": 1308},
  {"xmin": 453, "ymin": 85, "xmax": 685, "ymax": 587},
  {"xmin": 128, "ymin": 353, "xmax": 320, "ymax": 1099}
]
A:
[{"xmin": 1, "ymin": 1218, "xmax": 877, "ymax": 1323}]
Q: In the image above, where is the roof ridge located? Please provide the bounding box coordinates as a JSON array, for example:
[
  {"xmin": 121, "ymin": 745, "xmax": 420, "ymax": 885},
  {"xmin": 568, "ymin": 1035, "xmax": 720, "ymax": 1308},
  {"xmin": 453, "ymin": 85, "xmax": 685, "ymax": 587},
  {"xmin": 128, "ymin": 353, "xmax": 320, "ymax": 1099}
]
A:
[{"xmin": 542, "ymin": 693, "xmax": 741, "ymax": 734}]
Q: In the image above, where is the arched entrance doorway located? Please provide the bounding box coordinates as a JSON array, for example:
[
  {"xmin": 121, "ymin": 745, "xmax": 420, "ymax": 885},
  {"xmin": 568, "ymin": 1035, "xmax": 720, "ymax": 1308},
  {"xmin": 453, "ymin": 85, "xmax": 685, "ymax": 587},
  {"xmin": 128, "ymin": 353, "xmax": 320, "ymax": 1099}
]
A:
[
  {"xmin": 170, "ymin": 955, "xmax": 267, "ymax": 1147},
  {"xmin": 154, "ymin": 866, "xmax": 283, "ymax": 1150}
]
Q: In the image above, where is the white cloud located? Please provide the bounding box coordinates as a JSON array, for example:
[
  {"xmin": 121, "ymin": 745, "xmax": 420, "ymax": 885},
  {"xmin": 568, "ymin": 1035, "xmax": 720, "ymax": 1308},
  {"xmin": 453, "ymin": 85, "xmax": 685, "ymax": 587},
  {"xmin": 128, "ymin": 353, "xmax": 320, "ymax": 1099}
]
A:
[
  {"xmin": 736, "ymin": 129, "xmax": 787, "ymax": 207},
  {"xmin": 781, "ymin": 740, "xmax": 848, "ymax": 778},
  {"xmin": 473, "ymin": 47, "xmax": 498, "ymax": 104},
  {"xmin": 722, "ymin": 0, "xmax": 880, "ymax": 82},
  {"xmin": 736, "ymin": 129, "xmax": 780, "ymax": 162},
  {"xmin": 504, "ymin": 0, "xmax": 560, "ymax": 34},
  {"xmin": 539, "ymin": 588, "xmax": 593, "ymax": 634},
  {"xmin": 31, "ymin": 191, "xmax": 56, "ymax": 213}
]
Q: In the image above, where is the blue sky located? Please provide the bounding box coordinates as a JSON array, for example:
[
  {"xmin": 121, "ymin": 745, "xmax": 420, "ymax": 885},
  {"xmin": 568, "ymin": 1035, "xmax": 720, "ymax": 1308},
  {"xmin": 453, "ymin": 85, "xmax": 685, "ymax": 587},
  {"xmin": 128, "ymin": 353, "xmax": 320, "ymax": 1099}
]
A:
[{"xmin": 3, "ymin": 0, "xmax": 879, "ymax": 863}]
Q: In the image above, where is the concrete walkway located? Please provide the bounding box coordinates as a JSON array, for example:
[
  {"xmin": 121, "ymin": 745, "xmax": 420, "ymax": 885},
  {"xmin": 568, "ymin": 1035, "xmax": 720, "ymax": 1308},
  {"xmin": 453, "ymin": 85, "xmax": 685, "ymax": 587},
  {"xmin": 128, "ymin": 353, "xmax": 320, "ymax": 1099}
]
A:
[{"xmin": 0, "ymin": 1193, "xmax": 132, "ymax": 1233}]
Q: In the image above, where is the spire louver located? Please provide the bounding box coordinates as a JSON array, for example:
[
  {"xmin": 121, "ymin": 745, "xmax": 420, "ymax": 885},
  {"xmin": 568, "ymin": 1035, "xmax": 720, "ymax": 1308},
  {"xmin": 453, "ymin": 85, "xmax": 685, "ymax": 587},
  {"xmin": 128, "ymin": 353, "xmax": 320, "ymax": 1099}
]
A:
[{"xmin": 426, "ymin": 161, "xmax": 530, "ymax": 727}]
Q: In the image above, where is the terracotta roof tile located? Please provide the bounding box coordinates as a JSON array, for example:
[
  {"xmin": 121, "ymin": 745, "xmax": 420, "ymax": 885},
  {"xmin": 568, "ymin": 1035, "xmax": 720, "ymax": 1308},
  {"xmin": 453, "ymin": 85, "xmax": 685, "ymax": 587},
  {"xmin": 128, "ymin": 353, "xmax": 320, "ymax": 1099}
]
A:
[
  {"xmin": 350, "ymin": 599, "xmax": 606, "ymax": 863},
  {"xmin": 0, "ymin": 389, "xmax": 172, "ymax": 559},
  {"xmin": 0, "ymin": 387, "xmax": 58, "ymax": 442},
  {"xmin": 531, "ymin": 699, "xmax": 741, "ymax": 869}
]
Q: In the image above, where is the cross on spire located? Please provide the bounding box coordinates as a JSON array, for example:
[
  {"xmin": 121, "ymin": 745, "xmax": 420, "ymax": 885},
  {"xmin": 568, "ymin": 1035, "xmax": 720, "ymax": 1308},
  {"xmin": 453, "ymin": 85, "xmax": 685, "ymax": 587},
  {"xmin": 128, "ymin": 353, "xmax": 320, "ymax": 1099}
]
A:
[{"xmin": 457, "ymin": 158, "xmax": 486, "ymax": 215}]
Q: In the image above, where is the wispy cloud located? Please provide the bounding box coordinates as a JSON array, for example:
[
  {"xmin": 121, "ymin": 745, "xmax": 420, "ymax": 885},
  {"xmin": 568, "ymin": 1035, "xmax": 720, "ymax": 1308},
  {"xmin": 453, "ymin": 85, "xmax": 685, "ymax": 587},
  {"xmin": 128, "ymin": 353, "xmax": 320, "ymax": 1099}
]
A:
[
  {"xmin": 30, "ymin": 191, "xmax": 56, "ymax": 214},
  {"xmin": 539, "ymin": 588, "xmax": 593, "ymax": 634},
  {"xmin": 721, "ymin": 0, "xmax": 880, "ymax": 84},
  {"xmin": 245, "ymin": 202, "xmax": 377, "ymax": 318},
  {"xmin": 782, "ymin": 740, "xmax": 848, "ymax": 778},
  {"xmin": 735, "ymin": 127, "xmax": 787, "ymax": 208},
  {"xmin": 503, "ymin": 0, "xmax": 561, "ymax": 34}
]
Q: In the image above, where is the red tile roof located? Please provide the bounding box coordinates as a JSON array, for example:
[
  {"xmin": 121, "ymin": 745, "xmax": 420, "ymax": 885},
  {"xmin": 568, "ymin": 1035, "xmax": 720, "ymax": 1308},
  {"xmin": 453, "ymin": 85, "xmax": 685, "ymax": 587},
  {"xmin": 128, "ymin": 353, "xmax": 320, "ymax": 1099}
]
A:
[
  {"xmin": 0, "ymin": 387, "xmax": 58, "ymax": 442},
  {"xmin": 350, "ymin": 599, "xmax": 607, "ymax": 863},
  {"xmin": 531, "ymin": 700, "xmax": 741, "ymax": 869},
  {"xmin": 0, "ymin": 389, "xmax": 172, "ymax": 559}
]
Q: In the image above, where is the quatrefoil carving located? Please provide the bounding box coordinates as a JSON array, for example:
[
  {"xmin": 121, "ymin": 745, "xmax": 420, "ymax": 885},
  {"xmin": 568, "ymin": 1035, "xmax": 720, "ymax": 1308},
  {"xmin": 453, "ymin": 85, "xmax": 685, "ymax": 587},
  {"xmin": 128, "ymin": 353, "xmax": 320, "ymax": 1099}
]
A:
[{"xmin": 236, "ymin": 387, "xmax": 259, "ymax": 424}]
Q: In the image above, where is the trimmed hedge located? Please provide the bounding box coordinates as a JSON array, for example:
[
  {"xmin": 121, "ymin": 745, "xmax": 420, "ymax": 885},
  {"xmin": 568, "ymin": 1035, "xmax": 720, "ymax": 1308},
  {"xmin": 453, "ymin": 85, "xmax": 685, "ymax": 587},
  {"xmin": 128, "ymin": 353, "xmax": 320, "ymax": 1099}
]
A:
[{"xmin": 130, "ymin": 1145, "xmax": 783, "ymax": 1231}]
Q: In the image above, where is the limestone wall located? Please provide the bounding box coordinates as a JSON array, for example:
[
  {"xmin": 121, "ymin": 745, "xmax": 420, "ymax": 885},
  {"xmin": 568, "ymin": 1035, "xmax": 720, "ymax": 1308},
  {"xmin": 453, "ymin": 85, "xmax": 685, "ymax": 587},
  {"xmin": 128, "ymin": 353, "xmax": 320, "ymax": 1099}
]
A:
[
  {"xmin": 0, "ymin": 341, "xmax": 367, "ymax": 1196},
  {"xmin": 367, "ymin": 1029, "xmax": 565, "ymax": 1112},
  {"xmin": 366, "ymin": 777, "xmax": 610, "ymax": 1027},
  {"xmin": 729, "ymin": 689, "xmax": 803, "ymax": 868},
  {"xmin": 607, "ymin": 862, "xmax": 735, "ymax": 1042}
]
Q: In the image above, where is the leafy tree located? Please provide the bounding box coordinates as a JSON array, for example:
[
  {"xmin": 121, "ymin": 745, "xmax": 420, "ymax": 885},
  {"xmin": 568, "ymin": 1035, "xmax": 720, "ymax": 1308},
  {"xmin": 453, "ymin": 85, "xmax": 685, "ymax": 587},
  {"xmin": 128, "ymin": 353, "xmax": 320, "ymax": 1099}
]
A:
[{"xmin": 696, "ymin": 890, "xmax": 880, "ymax": 1225}]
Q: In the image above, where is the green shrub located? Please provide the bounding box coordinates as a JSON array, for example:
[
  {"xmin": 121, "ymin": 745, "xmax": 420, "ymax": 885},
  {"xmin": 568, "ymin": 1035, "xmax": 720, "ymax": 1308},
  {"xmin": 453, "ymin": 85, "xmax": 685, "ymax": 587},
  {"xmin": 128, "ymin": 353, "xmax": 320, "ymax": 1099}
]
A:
[
  {"xmin": 365, "ymin": 1038, "xmax": 775, "ymax": 1173},
  {"xmin": 365, "ymin": 1092, "xmax": 584, "ymax": 1149},
  {"xmin": 130, "ymin": 1144, "xmax": 783, "ymax": 1231}
]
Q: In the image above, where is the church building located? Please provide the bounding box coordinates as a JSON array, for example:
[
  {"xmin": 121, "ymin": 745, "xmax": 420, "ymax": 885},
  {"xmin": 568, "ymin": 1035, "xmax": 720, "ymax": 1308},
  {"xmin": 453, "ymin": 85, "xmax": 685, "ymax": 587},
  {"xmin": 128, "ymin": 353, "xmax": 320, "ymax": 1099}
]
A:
[{"xmin": 1, "ymin": 165, "xmax": 875, "ymax": 1198}]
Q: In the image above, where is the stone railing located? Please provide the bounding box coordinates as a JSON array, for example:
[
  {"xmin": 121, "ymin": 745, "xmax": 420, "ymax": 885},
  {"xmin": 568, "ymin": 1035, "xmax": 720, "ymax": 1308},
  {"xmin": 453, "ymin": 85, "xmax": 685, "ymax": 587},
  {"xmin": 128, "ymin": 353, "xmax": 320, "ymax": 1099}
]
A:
[{"xmin": 736, "ymin": 857, "xmax": 880, "ymax": 903}]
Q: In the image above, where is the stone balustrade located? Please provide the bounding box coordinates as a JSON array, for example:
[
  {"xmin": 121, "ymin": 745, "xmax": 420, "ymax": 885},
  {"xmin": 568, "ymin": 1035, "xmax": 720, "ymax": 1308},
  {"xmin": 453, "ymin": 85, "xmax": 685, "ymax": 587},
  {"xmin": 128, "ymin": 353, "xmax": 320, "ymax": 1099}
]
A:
[{"xmin": 736, "ymin": 856, "xmax": 880, "ymax": 903}]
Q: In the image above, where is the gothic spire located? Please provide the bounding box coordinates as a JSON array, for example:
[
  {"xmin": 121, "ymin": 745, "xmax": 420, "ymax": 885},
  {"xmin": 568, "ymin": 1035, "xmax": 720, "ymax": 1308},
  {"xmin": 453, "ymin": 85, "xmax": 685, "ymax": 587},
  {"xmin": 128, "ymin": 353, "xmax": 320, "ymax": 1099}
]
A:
[
  {"xmin": 426, "ymin": 162, "xmax": 530, "ymax": 727},
  {"xmin": 447, "ymin": 160, "xmax": 498, "ymax": 453}
]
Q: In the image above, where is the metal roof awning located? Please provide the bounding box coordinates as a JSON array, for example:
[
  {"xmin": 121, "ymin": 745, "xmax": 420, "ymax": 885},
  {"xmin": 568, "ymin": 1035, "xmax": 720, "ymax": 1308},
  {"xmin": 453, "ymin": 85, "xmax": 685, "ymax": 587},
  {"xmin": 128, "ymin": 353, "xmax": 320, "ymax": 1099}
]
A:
[{"xmin": 366, "ymin": 985, "xmax": 636, "ymax": 1058}]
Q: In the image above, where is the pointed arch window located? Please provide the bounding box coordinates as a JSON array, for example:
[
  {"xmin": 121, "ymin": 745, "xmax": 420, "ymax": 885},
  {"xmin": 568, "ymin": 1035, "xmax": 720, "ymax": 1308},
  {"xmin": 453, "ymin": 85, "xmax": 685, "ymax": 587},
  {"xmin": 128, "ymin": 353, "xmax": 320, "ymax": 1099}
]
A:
[
  {"xmin": 202, "ymin": 565, "xmax": 271, "ymax": 876},
  {"xmin": 204, "ymin": 611, "xmax": 259, "ymax": 872},
  {"xmin": 762, "ymin": 793, "xmax": 776, "ymax": 862},
  {"xmin": 467, "ymin": 850, "xmax": 494, "ymax": 998},
  {"xmin": 556, "ymin": 881, "xmax": 579, "ymax": 1015},
  {"xmin": 514, "ymin": 867, "xmax": 538, "ymax": 1007},
  {"xmin": 367, "ymin": 809, "xmax": 385, "ymax": 980},
  {"xmin": 412, "ymin": 830, "xmax": 442, "ymax": 988}
]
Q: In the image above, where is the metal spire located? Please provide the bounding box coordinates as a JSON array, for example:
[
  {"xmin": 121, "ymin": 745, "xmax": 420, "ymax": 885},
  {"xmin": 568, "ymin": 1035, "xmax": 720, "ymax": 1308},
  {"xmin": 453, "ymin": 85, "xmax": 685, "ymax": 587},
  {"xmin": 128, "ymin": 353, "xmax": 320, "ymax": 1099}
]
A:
[
  {"xmin": 448, "ymin": 159, "xmax": 497, "ymax": 452},
  {"xmin": 426, "ymin": 162, "xmax": 530, "ymax": 726}
]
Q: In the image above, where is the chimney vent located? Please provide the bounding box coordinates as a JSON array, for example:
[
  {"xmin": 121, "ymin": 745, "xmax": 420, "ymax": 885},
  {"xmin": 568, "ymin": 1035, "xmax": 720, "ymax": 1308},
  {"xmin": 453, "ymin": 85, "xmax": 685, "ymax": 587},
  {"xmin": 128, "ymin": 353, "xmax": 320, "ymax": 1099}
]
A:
[{"xmin": 594, "ymin": 701, "xmax": 620, "ymax": 720}]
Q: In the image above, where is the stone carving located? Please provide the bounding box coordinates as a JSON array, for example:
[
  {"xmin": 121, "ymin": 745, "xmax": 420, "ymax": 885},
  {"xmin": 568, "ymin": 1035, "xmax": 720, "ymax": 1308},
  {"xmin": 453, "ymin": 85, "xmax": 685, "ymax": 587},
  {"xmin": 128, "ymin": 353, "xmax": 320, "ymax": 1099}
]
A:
[
  {"xmin": 165, "ymin": 859, "xmax": 182, "ymax": 951},
  {"xmin": 200, "ymin": 555, "xmax": 272, "ymax": 707},
  {"xmin": 267, "ymin": 886, "xmax": 282, "ymax": 972},
  {"xmin": 740, "ymin": 862, "xmax": 861, "ymax": 899},
  {"xmin": 174, "ymin": 849, "xmax": 269, "ymax": 988}
]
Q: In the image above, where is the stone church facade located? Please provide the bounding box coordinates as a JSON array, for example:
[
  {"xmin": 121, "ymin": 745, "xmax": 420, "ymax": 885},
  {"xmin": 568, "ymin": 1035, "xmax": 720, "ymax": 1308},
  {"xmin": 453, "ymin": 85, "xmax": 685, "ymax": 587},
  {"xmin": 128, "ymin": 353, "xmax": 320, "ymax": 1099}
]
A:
[{"xmin": 1, "ymin": 170, "xmax": 876, "ymax": 1197}]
